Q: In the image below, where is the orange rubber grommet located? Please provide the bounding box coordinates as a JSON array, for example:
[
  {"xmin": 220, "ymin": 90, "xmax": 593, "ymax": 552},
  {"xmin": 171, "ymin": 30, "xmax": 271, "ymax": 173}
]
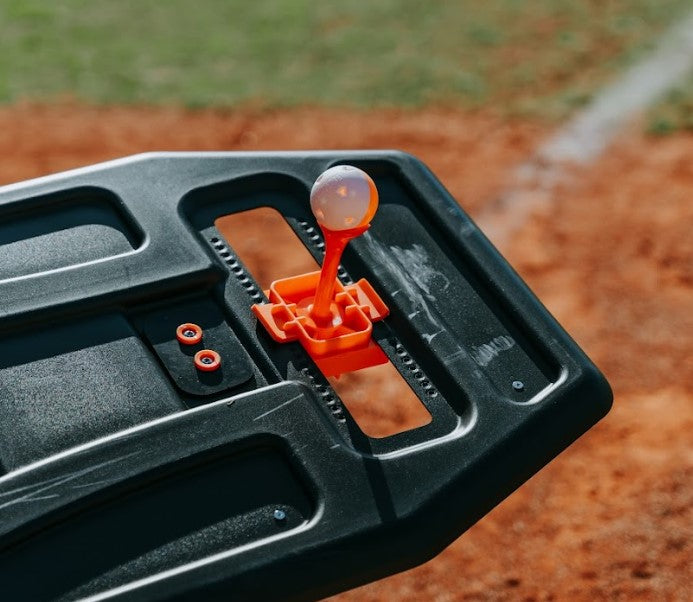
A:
[
  {"xmin": 194, "ymin": 349, "xmax": 221, "ymax": 372},
  {"xmin": 176, "ymin": 323, "xmax": 203, "ymax": 345}
]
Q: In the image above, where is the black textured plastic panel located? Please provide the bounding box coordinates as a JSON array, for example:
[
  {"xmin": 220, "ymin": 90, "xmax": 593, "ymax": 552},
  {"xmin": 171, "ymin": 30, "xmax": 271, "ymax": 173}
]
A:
[
  {"xmin": 0, "ymin": 313, "xmax": 183, "ymax": 471},
  {"xmin": 0, "ymin": 152, "xmax": 611, "ymax": 602}
]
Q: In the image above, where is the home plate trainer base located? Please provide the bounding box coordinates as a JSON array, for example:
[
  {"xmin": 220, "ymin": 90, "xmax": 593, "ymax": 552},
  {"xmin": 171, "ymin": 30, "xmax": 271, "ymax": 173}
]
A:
[{"xmin": 0, "ymin": 151, "xmax": 611, "ymax": 601}]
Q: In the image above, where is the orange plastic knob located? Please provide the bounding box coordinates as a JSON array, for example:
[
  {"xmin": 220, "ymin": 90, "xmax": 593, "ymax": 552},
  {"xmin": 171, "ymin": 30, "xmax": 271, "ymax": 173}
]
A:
[
  {"xmin": 194, "ymin": 349, "xmax": 221, "ymax": 372},
  {"xmin": 176, "ymin": 323, "xmax": 203, "ymax": 345}
]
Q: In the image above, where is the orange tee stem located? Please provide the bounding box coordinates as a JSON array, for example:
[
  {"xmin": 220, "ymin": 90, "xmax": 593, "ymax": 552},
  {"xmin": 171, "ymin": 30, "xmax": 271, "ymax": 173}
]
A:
[
  {"xmin": 311, "ymin": 225, "xmax": 369, "ymax": 322},
  {"xmin": 311, "ymin": 228, "xmax": 347, "ymax": 321}
]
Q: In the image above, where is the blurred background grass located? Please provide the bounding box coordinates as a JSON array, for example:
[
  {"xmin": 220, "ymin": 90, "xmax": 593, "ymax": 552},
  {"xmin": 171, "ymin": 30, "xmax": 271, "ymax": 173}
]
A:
[
  {"xmin": 647, "ymin": 72, "xmax": 693, "ymax": 134},
  {"xmin": 0, "ymin": 0, "xmax": 691, "ymax": 127}
]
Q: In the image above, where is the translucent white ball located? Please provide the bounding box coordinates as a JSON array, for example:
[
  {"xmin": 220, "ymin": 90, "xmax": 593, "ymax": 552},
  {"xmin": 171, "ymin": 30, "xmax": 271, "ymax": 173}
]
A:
[{"xmin": 310, "ymin": 165, "xmax": 378, "ymax": 231}]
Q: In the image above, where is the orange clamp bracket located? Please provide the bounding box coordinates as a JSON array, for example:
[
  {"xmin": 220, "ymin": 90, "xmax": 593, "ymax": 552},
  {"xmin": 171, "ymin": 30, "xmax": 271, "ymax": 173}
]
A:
[{"xmin": 252, "ymin": 165, "xmax": 389, "ymax": 377}]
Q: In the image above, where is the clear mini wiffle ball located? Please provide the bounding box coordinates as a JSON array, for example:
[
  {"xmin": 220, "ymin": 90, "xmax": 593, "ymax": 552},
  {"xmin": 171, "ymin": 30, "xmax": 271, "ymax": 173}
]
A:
[{"xmin": 310, "ymin": 165, "xmax": 378, "ymax": 231}]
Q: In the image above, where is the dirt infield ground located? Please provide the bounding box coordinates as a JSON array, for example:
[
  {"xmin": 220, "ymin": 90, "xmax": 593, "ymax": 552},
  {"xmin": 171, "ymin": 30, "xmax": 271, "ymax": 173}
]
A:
[{"xmin": 1, "ymin": 104, "xmax": 690, "ymax": 601}]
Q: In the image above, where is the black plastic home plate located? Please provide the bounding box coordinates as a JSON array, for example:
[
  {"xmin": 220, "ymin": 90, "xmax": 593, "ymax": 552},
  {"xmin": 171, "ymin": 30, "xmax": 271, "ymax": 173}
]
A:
[{"xmin": 0, "ymin": 152, "xmax": 611, "ymax": 602}]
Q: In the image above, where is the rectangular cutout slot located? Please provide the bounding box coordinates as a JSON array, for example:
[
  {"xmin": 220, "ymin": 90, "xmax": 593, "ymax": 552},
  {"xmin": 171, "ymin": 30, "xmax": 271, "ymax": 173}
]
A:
[
  {"xmin": 215, "ymin": 207, "xmax": 318, "ymax": 290},
  {"xmin": 328, "ymin": 363, "xmax": 432, "ymax": 438},
  {"xmin": 215, "ymin": 207, "xmax": 432, "ymax": 439}
]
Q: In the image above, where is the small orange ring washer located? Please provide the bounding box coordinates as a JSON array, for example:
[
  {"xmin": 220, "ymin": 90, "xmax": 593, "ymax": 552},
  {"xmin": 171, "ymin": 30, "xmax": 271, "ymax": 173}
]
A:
[
  {"xmin": 176, "ymin": 323, "xmax": 203, "ymax": 345},
  {"xmin": 194, "ymin": 349, "xmax": 221, "ymax": 372}
]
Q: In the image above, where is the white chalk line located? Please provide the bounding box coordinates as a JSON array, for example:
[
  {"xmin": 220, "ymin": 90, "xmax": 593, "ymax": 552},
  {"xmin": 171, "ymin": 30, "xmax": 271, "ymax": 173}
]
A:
[{"xmin": 476, "ymin": 11, "xmax": 693, "ymax": 250}]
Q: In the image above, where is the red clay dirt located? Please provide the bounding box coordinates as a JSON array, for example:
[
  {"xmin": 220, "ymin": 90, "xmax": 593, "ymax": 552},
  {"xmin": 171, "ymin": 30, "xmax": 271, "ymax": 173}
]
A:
[{"xmin": 0, "ymin": 104, "xmax": 690, "ymax": 601}]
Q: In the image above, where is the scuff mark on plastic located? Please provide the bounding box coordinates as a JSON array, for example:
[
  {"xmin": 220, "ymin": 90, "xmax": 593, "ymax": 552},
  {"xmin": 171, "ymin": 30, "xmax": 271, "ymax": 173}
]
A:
[
  {"xmin": 422, "ymin": 330, "xmax": 444, "ymax": 343},
  {"xmin": 253, "ymin": 394, "xmax": 302, "ymax": 421},
  {"xmin": 363, "ymin": 235, "xmax": 444, "ymax": 333},
  {"xmin": 470, "ymin": 336, "xmax": 516, "ymax": 367},
  {"xmin": 0, "ymin": 450, "xmax": 141, "ymax": 512},
  {"xmin": 390, "ymin": 243, "xmax": 451, "ymax": 298}
]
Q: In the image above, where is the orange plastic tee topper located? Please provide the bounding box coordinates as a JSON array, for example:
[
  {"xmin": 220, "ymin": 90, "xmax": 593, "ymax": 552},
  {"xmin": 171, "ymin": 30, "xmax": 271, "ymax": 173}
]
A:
[{"xmin": 252, "ymin": 165, "xmax": 390, "ymax": 377}]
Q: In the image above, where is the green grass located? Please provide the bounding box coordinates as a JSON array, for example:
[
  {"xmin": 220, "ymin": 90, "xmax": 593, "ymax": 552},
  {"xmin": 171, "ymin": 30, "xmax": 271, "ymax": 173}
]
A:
[
  {"xmin": 647, "ymin": 72, "xmax": 693, "ymax": 134},
  {"xmin": 0, "ymin": 0, "xmax": 690, "ymax": 118}
]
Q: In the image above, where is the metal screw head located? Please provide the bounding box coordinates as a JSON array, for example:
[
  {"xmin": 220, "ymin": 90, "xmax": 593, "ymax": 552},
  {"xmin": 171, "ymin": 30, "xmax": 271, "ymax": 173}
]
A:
[
  {"xmin": 512, "ymin": 380, "xmax": 525, "ymax": 392},
  {"xmin": 273, "ymin": 509, "xmax": 287, "ymax": 521},
  {"xmin": 183, "ymin": 329, "xmax": 196, "ymax": 338},
  {"xmin": 201, "ymin": 356, "xmax": 213, "ymax": 365}
]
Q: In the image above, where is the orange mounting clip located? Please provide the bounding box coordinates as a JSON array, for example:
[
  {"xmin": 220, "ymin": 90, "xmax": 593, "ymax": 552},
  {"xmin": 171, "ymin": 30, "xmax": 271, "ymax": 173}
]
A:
[
  {"xmin": 251, "ymin": 165, "xmax": 389, "ymax": 377},
  {"xmin": 252, "ymin": 269, "xmax": 389, "ymax": 377}
]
